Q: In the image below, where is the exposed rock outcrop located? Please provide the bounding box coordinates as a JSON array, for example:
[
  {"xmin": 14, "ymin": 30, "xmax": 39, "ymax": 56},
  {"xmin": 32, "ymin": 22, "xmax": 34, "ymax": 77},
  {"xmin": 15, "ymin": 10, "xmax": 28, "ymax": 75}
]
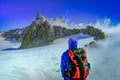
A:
[
  {"xmin": 79, "ymin": 26, "xmax": 105, "ymax": 40},
  {"xmin": 20, "ymin": 19, "xmax": 54, "ymax": 48}
]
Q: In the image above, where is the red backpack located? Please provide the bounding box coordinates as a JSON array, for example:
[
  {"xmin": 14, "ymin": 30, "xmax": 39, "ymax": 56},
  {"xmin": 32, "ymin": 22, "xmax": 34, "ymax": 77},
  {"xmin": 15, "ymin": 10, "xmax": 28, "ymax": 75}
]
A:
[{"xmin": 66, "ymin": 48, "xmax": 89, "ymax": 80}]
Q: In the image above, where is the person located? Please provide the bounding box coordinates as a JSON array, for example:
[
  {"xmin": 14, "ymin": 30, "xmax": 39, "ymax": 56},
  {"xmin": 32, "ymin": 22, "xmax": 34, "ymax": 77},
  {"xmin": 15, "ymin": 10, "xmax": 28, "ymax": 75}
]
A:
[{"xmin": 61, "ymin": 37, "xmax": 90, "ymax": 80}]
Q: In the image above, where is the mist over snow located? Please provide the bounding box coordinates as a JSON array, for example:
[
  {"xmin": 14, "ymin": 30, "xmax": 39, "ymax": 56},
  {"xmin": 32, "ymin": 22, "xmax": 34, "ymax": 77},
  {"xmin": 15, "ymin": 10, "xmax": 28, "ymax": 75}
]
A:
[
  {"xmin": 0, "ymin": 18, "xmax": 120, "ymax": 80},
  {"xmin": 87, "ymin": 18, "xmax": 120, "ymax": 80}
]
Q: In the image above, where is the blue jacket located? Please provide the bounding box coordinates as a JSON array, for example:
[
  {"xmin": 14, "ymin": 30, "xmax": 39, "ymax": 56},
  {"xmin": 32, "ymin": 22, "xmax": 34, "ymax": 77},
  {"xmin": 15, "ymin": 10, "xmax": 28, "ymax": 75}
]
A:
[{"xmin": 61, "ymin": 37, "xmax": 78, "ymax": 80}]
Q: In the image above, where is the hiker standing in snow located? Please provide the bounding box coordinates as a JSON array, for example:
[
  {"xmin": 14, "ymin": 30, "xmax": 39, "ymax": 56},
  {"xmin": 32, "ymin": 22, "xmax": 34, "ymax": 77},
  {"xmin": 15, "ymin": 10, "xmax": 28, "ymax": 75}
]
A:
[{"xmin": 61, "ymin": 37, "xmax": 90, "ymax": 80}]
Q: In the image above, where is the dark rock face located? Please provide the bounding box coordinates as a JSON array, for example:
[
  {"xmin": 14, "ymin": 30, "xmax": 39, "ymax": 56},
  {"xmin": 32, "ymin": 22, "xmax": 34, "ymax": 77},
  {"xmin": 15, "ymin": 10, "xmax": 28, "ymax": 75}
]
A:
[
  {"xmin": 79, "ymin": 26, "xmax": 105, "ymax": 40},
  {"xmin": 52, "ymin": 26, "xmax": 80, "ymax": 39},
  {"xmin": 36, "ymin": 12, "xmax": 42, "ymax": 20},
  {"xmin": 20, "ymin": 19, "xmax": 54, "ymax": 48}
]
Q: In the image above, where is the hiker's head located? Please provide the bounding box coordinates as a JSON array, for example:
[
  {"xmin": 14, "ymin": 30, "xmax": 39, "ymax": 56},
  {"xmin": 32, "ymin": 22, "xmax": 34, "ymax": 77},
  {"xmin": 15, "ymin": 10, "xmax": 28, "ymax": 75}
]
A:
[{"xmin": 68, "ymin": 37, "xmax": 78, "ymax": 49}]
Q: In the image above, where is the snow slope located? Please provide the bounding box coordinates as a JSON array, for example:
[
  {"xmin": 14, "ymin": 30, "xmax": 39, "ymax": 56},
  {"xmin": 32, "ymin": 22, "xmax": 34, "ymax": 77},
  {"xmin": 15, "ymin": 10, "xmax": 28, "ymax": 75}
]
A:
[{"xmin": 0, "ymin": 37, "xmax": 94, "ymax": 80}]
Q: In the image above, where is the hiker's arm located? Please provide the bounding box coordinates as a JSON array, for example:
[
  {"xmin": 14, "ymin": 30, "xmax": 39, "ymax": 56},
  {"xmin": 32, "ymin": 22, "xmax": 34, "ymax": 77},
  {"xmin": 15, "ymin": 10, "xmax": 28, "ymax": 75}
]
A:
[{"xmin": 61, "ymin": 53, "xmax": 66, "ymax": 78}]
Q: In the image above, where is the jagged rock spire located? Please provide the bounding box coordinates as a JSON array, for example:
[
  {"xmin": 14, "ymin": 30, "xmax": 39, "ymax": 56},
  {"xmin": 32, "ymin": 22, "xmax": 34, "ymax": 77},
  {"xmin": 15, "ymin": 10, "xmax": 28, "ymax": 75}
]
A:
[{"xmin": 36, "ymin": 12, "xmax": 41, "ymax": 20}]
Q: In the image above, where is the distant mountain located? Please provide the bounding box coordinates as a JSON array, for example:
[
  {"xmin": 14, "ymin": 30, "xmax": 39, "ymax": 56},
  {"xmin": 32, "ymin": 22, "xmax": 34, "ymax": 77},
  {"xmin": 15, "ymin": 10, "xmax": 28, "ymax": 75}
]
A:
[
  {"xmin": 1, "ymin": 12, "xmax": 105, "ymax": 49},
  {"xmin": 1, "ymin": 27, "xmax": 29, "ymax": 43},
  {"xmin": 20, "ymin": 13, "xmax": 81, "ymax": 48}
]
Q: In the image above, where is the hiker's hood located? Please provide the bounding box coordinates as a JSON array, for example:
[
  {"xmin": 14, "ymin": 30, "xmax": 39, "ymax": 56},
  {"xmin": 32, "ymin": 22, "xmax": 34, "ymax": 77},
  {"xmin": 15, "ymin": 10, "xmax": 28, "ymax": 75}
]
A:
[{"xmin": 68, "ymin": 37, "xmax": 78, "ymax": 49}]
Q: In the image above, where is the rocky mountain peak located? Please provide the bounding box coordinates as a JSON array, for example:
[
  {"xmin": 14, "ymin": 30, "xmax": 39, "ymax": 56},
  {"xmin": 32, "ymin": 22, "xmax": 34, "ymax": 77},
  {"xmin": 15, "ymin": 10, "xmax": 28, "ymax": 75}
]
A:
[
  {"xmin": 32, "ymin": 12, "xmax": 47, "ymax": 26},
  {"xmin": 36, "ymin": 12, "xmax": 42, "ymax": 20}
]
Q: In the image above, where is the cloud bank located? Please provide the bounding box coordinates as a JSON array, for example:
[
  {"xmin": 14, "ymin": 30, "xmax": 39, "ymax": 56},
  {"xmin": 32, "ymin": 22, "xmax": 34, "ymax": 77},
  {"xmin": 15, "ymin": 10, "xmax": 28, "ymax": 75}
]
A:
[{"xmin": 86, "ymin": 18, "xmax": 120, "ymax": 80}]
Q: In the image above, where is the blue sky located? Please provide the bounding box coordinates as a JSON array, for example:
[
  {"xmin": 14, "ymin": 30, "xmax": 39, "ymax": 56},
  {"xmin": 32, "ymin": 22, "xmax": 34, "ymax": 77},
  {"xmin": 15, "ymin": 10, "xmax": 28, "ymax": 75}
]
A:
[{"xmin": 0, "ymin": 0, "xmax": 120, "ymax": 31}]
